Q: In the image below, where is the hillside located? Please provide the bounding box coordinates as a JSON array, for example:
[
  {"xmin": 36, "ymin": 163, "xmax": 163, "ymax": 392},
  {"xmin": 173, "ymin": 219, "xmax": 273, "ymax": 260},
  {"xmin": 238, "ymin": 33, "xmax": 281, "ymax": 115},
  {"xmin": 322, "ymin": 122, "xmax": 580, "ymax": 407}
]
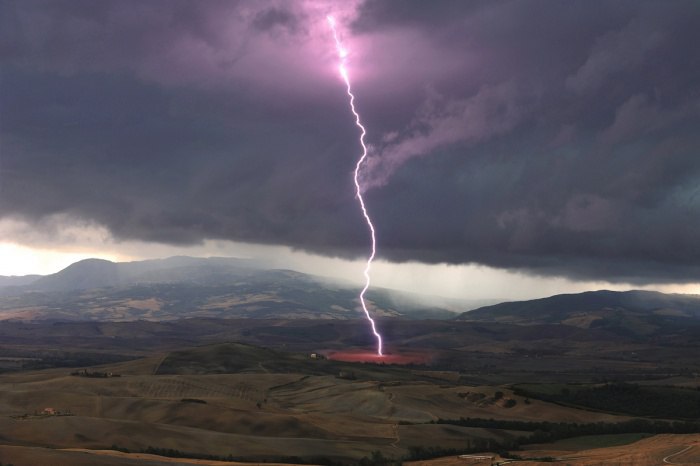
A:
[
  {"xmin": 458, "ymin": 290, "xmax": 700, "ymax": 337},
  {"xmin": 2, "ymin": 311, "xmax": 699, "ymax": 464},
  {"xmin": 1, "ymin": 334, "xmax": 698, "ymax": 465},
  {"xmin": 0, "ymin": 256, "xmax": 465, "ymax": 321}
]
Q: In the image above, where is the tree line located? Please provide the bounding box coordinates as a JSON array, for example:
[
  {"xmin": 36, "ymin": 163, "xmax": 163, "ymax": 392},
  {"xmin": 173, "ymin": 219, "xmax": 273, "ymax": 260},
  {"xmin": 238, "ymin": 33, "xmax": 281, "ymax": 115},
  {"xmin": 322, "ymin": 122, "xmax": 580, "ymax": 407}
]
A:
[
  {"xmin": 512, "ymin": 382, "xmax": 700, "ymax": 419},
  {"xmin": 433, "ymin": 416, "xmax": 700, "ymax": 445}
]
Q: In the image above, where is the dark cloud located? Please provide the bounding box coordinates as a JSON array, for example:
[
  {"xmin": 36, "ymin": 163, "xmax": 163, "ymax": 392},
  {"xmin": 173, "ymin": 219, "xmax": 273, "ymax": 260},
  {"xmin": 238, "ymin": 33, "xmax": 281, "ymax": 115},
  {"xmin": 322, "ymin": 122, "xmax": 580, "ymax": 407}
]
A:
[
  {"xmin": 1, "ymin": 0, "xmax": 700, "ymax": 284},
  {"xmin": 352, "ymin": 0, "xmax": 495, "ymax": 31},
  {"xmin": 253, "ymin": 7, "xmax": 300, "ymax": 33}
]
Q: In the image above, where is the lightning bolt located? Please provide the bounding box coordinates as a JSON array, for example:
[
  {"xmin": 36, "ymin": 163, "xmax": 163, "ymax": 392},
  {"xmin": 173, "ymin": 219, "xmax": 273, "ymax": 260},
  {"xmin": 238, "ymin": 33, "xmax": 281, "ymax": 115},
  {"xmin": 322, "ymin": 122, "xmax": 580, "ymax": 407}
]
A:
[{"xmin": 327, "ymin": 15, "xmax": 384, "ymax": 356}]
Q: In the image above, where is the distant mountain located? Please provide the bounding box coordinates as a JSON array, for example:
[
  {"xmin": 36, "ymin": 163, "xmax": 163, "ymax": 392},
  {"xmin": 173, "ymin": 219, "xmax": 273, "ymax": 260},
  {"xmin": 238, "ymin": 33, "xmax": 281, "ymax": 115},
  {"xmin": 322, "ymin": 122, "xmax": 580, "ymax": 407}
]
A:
[
  {"xmin": 458, "ymin": 290, "xmax": 700, "ymax": 336},
  {"xmin": 0, "ymin": 275, "xmax": 41, "ymax": 288},
  {"xmin": 0, "ymin": 256, "xmax": 465, "ymax": 321},
  {"xmin": 27, "ymin": 256, "xmax": 261, "ymax": 292},
  {"xmin": 30, "ymin": 258, "xmax": 120, "ymax": 291}
]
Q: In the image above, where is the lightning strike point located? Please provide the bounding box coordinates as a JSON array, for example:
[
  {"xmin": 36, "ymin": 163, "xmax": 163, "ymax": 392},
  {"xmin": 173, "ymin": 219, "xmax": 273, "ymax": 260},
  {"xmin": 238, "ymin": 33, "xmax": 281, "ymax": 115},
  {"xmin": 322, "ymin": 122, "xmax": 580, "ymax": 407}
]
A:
[{"xmin": 327, "ymin": 14, "xmax": 384, "ymax": 357}]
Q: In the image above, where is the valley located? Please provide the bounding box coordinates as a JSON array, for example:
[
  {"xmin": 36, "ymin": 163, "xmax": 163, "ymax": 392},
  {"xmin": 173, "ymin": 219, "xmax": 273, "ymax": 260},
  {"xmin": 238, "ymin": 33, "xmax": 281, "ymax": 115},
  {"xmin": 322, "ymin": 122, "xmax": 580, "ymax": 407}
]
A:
[{"xmin": 1, "ymin": 317, "xmax": 699, "ymax": 465}]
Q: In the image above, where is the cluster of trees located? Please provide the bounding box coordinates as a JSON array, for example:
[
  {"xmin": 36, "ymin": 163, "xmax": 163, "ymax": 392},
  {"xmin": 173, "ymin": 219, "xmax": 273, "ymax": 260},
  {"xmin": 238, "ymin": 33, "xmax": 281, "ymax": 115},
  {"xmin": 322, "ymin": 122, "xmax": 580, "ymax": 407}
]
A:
[
  {"xmin": 110, "ymin": 445, "xmax": 396, "ymax": 465},
  {"xmin": 180, "ymin": 398, "xmax": 207, "ymax": 404},
  {"xmin": 513, "ymin": 382, "xmax": 700, "ymax": 418},
  {"xmin": 19, "ymin": 351, "xmax": 134, "ymax": 371},
  {"xmin": 406, "ymin": 443, "xmax": 496, "ymax": 461},
  {"xmin": 394, "ymin": 417, "xmax": 700, "ymax": 461},
  {"xmin": 70, "ymin": 369, "xmax": 120, "ymax": 378},
  {"xmin": 433, "ymin": 417, "xmax": 700, "ymax": 445},
  {"xmin": 112, "ymin": 446, "xmax": 239, "ymax": 462}
]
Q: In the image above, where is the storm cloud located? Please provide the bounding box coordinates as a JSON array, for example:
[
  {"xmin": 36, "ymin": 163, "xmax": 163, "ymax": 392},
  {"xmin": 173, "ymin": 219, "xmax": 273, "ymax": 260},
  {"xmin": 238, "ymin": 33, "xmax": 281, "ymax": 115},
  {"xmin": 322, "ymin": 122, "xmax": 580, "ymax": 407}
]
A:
[{"xmin": 1, "ymin": 0, "xmax": 700, "ymax": 284}]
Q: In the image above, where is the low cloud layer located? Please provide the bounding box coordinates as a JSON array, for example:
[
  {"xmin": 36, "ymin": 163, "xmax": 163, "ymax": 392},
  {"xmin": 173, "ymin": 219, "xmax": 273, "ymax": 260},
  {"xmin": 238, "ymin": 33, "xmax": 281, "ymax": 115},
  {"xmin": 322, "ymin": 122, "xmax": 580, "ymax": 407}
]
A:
[{"xmin": 2, "ymin": 0, "xmax": 700, "ymax": 284}]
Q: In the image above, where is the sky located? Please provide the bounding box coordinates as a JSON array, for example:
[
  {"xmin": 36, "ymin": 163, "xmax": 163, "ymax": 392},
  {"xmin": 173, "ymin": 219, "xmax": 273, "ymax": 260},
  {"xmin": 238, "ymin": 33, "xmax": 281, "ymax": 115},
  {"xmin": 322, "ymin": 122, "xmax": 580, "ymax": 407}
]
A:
[{"xmin": 1, "ymin": 0, "xmax": 700, "ymax": 300}]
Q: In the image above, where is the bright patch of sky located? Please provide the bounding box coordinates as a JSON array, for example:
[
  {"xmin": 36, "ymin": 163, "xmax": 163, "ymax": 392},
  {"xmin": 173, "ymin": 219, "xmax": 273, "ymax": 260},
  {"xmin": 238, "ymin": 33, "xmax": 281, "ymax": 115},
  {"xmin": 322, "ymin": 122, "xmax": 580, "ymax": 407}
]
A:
[{"xmin": 1, "ymin": 219, "xmax": 697, "ymax": 301}]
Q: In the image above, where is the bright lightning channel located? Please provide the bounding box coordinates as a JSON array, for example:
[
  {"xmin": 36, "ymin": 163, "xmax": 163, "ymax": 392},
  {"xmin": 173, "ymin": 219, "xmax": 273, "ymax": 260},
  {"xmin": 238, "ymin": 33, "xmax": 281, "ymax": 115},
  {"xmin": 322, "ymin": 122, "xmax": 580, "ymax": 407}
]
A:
[{"xmin": 327, "ymin": 15, "xmax": 384, "ymax": 356}]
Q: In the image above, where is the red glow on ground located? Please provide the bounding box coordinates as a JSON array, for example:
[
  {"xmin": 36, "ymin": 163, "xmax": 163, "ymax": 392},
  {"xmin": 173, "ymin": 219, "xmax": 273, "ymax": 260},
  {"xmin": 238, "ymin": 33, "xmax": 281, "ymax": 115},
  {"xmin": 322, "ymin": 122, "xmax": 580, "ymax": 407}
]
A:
[{"xmin": 323, "ymin": 349, "xmax": 432, "ymax": 365}]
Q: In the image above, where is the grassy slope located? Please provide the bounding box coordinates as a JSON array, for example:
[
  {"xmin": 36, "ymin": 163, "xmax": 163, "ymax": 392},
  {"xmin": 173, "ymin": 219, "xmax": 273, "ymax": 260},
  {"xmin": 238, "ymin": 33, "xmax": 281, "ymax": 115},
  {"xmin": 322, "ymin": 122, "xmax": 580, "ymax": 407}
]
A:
[{"xmin": 0, "ymin": 344, "xmax": 635, "ymax": 462}]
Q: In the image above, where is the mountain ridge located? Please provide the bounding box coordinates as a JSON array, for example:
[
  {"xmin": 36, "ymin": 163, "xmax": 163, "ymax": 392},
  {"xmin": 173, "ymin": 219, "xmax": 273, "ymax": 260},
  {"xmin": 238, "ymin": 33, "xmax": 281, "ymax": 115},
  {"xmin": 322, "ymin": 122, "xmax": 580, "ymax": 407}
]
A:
[
  {"xmin": 6, "ymin": 258, "xmax": 700, "ymax": 327},
  {"xmin": 458, "ymin": 289, "xmax": 700, "ymax": 337},
  {"xmin": 0, "ymin": 274, "xmax": 42, "ymax": 288},
  {"xmin": 23, "ymin": 256, "xmax": 263, "ymax": 292},
  {"xmin": 0, "ymin": 256, "xmax": 471, "ymax": 321}
]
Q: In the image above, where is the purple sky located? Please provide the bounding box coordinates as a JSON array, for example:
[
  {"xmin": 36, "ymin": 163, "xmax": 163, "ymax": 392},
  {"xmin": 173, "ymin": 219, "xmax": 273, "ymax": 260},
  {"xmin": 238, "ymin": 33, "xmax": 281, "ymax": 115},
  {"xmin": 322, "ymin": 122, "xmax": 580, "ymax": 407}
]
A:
[{"xmin": 2, "ymin": 0, "xmax": 700, "ymax": 290}]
